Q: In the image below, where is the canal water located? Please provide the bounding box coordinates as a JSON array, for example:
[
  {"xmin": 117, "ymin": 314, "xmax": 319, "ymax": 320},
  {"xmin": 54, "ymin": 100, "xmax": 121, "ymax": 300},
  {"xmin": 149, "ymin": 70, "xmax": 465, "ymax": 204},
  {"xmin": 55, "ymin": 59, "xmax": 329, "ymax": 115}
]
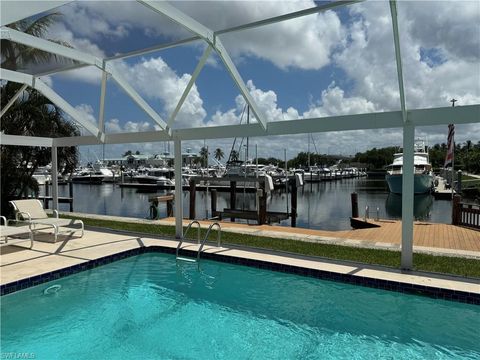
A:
[{"xmin": 51, "ymin": 177, "xmax": 454, "ymax": 231}]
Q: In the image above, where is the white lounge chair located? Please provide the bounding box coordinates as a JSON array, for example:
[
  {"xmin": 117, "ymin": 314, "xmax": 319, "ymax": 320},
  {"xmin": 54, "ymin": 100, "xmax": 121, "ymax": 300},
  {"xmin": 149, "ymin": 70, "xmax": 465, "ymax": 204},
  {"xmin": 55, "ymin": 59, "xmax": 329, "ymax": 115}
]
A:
[
  {"xmin": 9, "ymin": 199, "xmax": 84, "ymax": 243},
  {"xmin": 0, "ymin": 216, "xmax": 33, "ymax": 248}
]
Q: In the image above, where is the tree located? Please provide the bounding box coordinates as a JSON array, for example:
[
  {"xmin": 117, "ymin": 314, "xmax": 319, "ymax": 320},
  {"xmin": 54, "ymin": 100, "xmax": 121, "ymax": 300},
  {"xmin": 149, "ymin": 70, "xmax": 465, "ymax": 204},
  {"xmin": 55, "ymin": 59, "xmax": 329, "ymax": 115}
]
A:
[
  {"xmin": 1, "ymin": 14, "xmax": 79, "ymax": 217},
  {"xmin": 1, "ymin": 13, "xmax": 72, "ymax": 71},
  {"xmin": 214, "ymin": 148, "xmax": 224, "ymax": 162},
  {"xmin": 199, "ymin": 147, "xmax": 209, "ymax": 167},
  {"xmin": 1, "ymin": 86, "xmax": 80, "ymax": 216},
  {"xmin": 123, "ymin": 150, "xmax": 133, "ymax": 157}
]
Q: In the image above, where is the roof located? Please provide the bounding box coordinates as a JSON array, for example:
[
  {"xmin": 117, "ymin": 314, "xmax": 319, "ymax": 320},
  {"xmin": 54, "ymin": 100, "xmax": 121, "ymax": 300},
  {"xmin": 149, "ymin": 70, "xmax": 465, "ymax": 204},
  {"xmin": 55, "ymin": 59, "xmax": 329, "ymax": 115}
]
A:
[{"xmin": 0, "ymin": 1, "xmax": 478, "ymax": 149}]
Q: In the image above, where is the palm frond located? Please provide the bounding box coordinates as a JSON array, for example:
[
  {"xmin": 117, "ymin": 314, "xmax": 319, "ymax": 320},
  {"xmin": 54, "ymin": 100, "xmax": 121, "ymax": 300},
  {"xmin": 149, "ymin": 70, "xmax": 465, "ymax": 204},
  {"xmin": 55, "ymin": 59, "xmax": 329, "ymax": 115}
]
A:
[
  {"xmin": 3, "ymin": 13, "xmax": 73, "ymax": 70},
  {"xmin": 23, "ymin": 12, "xmax": 62, "ymax": 37}
]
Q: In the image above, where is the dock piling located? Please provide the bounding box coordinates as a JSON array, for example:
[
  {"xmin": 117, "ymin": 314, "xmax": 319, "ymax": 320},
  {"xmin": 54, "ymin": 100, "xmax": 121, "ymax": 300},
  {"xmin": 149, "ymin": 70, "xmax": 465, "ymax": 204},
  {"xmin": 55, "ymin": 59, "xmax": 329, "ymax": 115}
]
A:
[
  {"xmin": 291, "ymin": 180, "xmax": 297, "ymax": 227},
  {"xmin": 167, "ymin": 198, "xmax": 174, "ymax": 217},
  {"xmin": 211, "ymin": 189, "xmax": 217, "ymax": 218},
  {"xmin": 351, "ymin": 192, "xmax": 358, "ymax": 218},
  {"xmin": 230, "ymin": 181, "xmax": 237, "ymax": 222},
  {"xmin": 258, "ymin": 186, "xmax": 267, "ymax": 225},
  {"xmin": 189, "ymin": 179, "xmax": 196, "ymax": 220},
  {"xmin": 452, "ymin": 194, "xmax": 462, "ymax": 225}
]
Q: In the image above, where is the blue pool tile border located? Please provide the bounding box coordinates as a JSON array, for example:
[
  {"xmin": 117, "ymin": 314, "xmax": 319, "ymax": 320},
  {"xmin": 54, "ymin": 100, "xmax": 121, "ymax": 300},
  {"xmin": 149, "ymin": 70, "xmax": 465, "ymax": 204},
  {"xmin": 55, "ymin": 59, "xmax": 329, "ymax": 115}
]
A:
[{"xmin": 1, "ymin": 245, "xmax": 479, "ymax": 305}]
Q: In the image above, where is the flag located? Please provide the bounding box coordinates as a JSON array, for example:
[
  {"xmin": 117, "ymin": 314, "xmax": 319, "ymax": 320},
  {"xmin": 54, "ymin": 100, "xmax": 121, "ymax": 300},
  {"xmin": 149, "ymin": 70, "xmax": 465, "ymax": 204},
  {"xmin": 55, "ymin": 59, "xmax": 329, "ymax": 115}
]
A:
[{"xmin": 444, "ymin": 124, "xmax": 455, "ymax": 168}]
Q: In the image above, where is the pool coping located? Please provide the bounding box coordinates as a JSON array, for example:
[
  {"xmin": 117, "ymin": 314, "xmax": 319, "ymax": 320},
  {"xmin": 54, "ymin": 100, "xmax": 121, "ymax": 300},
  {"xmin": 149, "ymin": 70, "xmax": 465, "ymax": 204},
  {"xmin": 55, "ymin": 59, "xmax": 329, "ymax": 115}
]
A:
[{"xmin": 1, "ymin": 231, "xmax": 479, "ymax": 304}]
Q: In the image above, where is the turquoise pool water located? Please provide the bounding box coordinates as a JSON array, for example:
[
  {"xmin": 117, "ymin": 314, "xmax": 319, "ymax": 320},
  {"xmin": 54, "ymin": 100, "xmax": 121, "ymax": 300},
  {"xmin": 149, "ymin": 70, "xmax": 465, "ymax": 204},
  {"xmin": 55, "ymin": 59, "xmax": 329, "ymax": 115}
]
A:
[{"xmin": 1, "ymin": 253, "xmax": 479, "ymax": 359}]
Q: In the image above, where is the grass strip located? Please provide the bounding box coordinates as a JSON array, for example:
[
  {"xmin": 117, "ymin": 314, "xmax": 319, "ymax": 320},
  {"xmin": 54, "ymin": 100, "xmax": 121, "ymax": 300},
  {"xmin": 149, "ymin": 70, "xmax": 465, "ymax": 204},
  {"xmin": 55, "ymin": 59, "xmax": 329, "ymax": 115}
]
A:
[{"xmin": 63, "ymin": 215, "xmax": 480, "ymax": 279}]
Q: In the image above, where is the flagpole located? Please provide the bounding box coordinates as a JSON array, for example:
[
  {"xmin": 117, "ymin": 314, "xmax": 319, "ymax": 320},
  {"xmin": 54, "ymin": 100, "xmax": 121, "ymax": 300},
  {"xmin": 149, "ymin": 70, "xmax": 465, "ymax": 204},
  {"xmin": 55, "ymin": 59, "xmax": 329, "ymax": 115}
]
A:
[{"xmin": 450, "ymin": 99, "xmax": 456, "ymax": 200}]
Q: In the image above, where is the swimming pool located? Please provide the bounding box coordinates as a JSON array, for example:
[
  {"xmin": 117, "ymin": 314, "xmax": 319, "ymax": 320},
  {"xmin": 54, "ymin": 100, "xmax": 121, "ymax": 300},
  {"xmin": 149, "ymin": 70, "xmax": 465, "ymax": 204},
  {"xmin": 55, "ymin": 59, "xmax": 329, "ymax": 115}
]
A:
[{"xmin": 2, "ymin": 253, "xmax": 479, "ymax": 359}]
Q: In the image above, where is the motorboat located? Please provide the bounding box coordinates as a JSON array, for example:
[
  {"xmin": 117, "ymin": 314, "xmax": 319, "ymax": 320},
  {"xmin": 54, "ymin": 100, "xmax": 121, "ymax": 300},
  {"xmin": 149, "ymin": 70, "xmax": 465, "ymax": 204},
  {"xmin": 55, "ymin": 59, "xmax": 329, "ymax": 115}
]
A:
[
  {"xmin": 385, "ymin": 140, "xmax": 434, "ymax": 194},
  {"xmin": 71, "ymin": 167, "xmax": 104, "ymax": 184},
  {"xmin": 134, "ymin": 167, "xmax": 175, "ymax": 187},
  {"xmin": 303, "ymin": 165, "xmax": 331, "ymax": 181},
  {"xmin": 92, "ymin": 162, "xmax": 117, "ymax": 182},
  {"xmin": 224, "ymin": 161, "xmax": 266, "ymax": 177}
]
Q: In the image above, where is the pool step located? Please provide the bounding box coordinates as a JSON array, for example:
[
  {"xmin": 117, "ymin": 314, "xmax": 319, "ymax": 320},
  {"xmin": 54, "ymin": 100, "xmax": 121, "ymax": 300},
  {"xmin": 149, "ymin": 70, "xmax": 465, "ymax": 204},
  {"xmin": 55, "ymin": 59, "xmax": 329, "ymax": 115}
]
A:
[{"xmin": 176, "ymin": 256, "xmax": 197, "ymax": 263}]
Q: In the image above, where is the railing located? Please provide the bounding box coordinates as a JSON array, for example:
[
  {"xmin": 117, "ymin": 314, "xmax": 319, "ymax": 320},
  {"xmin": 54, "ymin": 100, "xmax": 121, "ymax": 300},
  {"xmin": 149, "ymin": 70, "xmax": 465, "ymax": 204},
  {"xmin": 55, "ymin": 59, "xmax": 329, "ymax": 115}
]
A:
[
  {"xmin": 197, "ymin": 222, "xmax": 221, "ymax": 262},
  {"xmin": 457, "ymin": 203, "xmax": 480, "ymax": 229},
  {"xmin": 176, "ymin": 221, "xmax": 222, "ymax": 267},
  {"xmin": 176, "ymin": 220, "xmax": 201, "ymax": 260},
  {"xmin": 452, "ymin": 196, "xmax": 480, "ymax": 229}
]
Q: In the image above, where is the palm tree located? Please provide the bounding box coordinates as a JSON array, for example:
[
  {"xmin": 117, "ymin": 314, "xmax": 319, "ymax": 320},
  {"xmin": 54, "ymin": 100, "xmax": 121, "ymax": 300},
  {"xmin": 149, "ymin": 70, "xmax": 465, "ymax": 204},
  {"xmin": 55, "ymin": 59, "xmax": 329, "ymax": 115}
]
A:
[
  {"xmin": 199, "ymin": 147, "xmax": 209, "ymax": 167},
  {"xmin": 1, "ymin": 13, "xmax": 72, "ymax": 71},
  {"xmin": 0, "ymin": 14, "xmax": 79, "ymax": 217},
  {"xmin": 214, "ymin": 148, "xmax": 224, "ymax": 162}
]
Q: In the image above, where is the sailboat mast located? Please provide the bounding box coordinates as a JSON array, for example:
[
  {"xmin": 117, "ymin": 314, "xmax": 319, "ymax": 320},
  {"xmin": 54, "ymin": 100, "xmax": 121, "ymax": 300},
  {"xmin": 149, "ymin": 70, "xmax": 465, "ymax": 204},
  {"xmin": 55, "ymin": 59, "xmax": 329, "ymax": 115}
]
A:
[
  {"xmin": 246, "ymin": 105, "xmax": 249, "ymax": 162},
  {"xmin": 308, "ymin": 134, "xmax": 310, "ymax": 169}
]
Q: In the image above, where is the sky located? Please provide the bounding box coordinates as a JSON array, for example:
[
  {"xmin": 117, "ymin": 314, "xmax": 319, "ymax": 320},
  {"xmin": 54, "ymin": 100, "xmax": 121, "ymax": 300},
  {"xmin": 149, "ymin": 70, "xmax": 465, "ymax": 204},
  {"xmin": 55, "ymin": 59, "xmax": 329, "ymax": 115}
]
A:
[{"xmin": 17, "ymin": 0, "xmax": 480, "ymax": 163}]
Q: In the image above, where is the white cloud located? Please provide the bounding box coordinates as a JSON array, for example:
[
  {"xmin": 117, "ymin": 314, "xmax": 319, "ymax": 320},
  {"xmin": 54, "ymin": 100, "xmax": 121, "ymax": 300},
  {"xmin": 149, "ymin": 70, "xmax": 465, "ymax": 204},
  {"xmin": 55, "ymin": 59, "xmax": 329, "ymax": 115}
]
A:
[
  {"xmin": 112, "ymin": 57, "xmax": 207, "ymax": 129},
  {"xmin": 214, "ymin": 2, "xmax": 345, "ymax": 70},
  {"xmin": 403, "ymin": 1, "xmax": 480, "ymax": 62},
  {"xmin": 124, "ymin": 120, "xmax": 151, "ymax": 133},
  {"xmin": 69, "ymin": 103, "xmax": 97, "ymax": 136},
  {"xmin": 105, "ymin": 118, "xmax": 122, "ymax": 133},
  {"xmin": 48, "ymin": 22, "xmax": 107, "ymax": 84},
  {"xmin": 58, "ymin": 1, "xmax": 346, "ymax": 71},
  {"xmin": 304, "ymin": 83, "xmax": 376, "ymax": 118},
  {"xmin": 335, "ymin": 1, "xmax": 480, "ymax": 110},
  {"xmin": 60, "ymin": 3, "xmax": 130, "ymax": 40},
  {"xmin": 55, "ymin": 1, "xmax": 478, "ymax": 160},
  {"xmin": 74, "ymin": 104, "xmax": 96, "ymax": 124}
]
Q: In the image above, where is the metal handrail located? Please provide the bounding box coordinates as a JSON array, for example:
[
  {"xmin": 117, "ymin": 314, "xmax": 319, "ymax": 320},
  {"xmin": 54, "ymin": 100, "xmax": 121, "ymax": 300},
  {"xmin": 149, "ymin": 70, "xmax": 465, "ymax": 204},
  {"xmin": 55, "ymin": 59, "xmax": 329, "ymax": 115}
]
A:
[
  {"xmin": 197, "ymin": 222, "xmax": 221, "ymax": 262},
  {"xmin": 184, "ymin": 220, "xmax": 201, "ymax": 244},
  {"xmin": 176, "ymin": 220, "xmax": 201, "ymax": 259}
]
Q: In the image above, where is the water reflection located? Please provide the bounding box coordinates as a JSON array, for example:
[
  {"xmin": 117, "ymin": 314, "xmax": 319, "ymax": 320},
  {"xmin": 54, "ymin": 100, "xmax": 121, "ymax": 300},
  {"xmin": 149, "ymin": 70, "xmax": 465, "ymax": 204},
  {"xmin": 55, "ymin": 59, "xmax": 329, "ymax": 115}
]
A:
[
  {"xmin": 385, "ymin": 193, "xmax": 434, "ymax": 220},
  {"xmin": 49, "ymin": 178, "xmax": 454, "ymax": 231}
]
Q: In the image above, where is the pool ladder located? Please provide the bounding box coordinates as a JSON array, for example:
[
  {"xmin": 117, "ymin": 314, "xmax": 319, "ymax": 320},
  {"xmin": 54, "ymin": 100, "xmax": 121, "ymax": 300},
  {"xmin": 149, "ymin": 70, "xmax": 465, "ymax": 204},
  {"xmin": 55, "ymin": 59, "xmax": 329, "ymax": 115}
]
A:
[{"xmin": 176, "ymin": 221, "xmax": 221, "ymax": 267}]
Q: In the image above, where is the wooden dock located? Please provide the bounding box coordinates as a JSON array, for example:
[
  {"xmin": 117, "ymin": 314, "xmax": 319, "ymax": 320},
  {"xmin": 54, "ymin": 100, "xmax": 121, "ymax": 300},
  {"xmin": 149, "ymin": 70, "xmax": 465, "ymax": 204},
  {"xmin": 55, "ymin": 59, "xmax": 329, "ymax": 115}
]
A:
[
  {"xmin": 348, "ymin": 218, "xmax": 480, "ymax": 252},
  {"xmin": 160, "ymin": 217, "xmax": 480, "ymax": 253}
]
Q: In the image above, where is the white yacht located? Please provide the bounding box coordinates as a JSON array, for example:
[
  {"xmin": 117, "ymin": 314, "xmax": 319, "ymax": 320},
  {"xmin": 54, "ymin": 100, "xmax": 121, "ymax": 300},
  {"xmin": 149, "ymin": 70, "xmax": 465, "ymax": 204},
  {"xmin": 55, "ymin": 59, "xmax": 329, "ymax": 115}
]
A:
[
  {"xmin": 134, "ymin": 167, "xmax": 175, "ymax": 187},
  {"xmin": 385, "ymin": 140, "xmax": 434, "ymax": 194},
  {"xmin": 303, "ymin": 165, "xmax": 331, "ymax": 181},
  {"xmin": 224, "ymin": 161, "xmax": 266, "ymax": 177},
  {"xmin": 71, "ymin": 167, "xmax": 105, "ymax": 184},
  {"xmin": 93, "ymin": 162, "xmax": 116, "ymax": 182}
]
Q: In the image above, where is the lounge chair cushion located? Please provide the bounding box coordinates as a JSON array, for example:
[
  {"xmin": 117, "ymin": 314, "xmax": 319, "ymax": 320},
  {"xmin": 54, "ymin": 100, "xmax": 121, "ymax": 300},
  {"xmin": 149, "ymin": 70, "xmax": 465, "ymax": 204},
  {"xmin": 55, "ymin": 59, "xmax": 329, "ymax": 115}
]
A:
[
  {"xmin": 11, "ymin": 199, "xmax": 47, "ymax": 220},
  {"xmin": 0, "ymin": 225, "xmax": 31, "ymax": 237},
  {"xmin": 0, "ymin": 225, "xmax": 33, "ymax": 248}
]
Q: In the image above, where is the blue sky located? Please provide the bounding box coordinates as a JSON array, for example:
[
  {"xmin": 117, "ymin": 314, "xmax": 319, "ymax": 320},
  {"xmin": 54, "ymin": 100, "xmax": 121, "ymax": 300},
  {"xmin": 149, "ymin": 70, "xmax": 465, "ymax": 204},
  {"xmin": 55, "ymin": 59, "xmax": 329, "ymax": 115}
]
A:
[{"xmin": 23, "ymin": 0, "xmax": 479, "ymax": 162}]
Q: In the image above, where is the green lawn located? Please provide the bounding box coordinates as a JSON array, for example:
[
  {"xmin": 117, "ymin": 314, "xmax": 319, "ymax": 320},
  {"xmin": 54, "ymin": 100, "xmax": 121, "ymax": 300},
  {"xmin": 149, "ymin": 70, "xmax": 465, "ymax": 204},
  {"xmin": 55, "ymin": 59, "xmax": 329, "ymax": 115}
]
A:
[{"xmin": 63, "ymin": 215, "xmax": 480, "ymax": 279}]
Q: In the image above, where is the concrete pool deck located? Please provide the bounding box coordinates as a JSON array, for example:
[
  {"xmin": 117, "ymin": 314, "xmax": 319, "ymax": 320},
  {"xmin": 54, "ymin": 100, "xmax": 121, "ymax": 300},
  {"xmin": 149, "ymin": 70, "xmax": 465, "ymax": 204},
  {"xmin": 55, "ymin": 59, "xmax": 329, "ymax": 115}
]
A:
[{"xmin": 1, "ymin": 227, "xmax": 479, "ymax": 300}]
